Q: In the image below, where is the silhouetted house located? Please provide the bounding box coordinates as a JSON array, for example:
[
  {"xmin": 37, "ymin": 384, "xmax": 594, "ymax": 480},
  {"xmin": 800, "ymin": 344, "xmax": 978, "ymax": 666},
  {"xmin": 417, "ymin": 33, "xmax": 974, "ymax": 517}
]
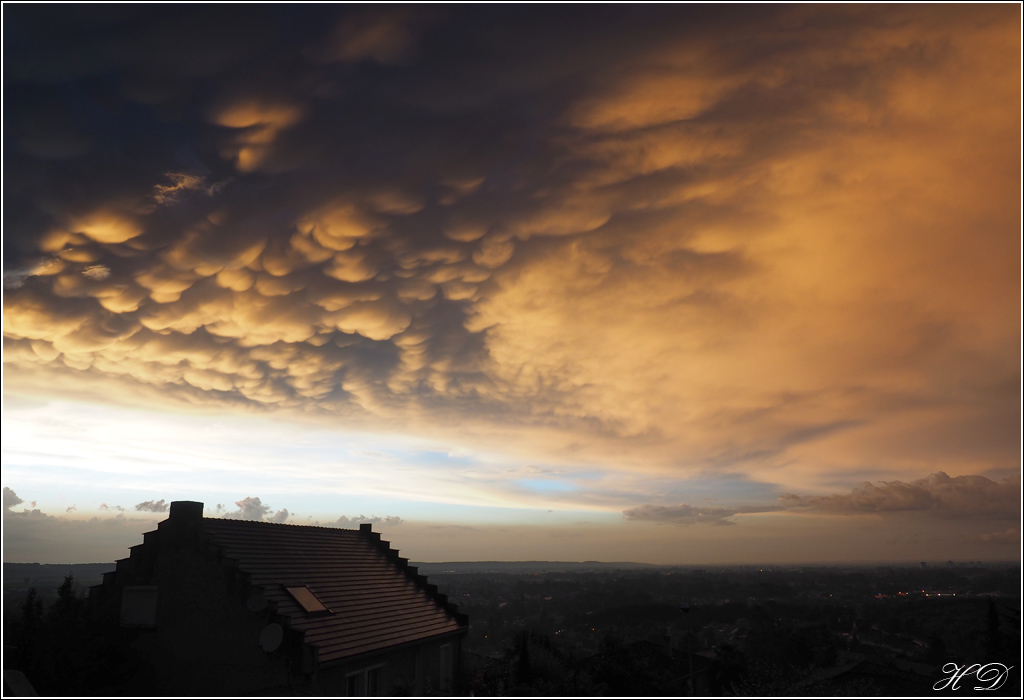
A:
[{"xmin": 91, "ymin": 501, "xmax": 467, "ymax": 696}]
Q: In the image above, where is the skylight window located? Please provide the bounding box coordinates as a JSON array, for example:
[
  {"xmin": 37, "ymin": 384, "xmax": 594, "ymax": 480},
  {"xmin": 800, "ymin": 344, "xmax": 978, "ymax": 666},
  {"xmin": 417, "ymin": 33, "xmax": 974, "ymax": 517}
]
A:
[{"xmin": 285, "ymin": 586, "xmax": 331, "ymax": 614}]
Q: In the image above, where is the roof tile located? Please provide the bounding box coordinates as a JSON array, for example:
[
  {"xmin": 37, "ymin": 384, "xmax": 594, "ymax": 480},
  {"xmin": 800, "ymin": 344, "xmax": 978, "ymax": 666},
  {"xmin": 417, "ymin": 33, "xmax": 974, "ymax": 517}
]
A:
[{"xmin": 198, "ymin": 518, "xmax": 465, "ymax": 664}]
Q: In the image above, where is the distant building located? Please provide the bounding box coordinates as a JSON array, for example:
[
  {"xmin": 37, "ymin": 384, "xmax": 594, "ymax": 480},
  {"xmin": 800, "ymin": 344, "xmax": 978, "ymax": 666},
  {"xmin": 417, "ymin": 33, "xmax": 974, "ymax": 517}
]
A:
[
  {"xmin": 786, "ymin": 650, "xmax": 938, "ymax": 696},
  {"xmin": 91, "ymin": 501, "xmax": 467, "ymax": 695},
  {"xmin": 576, "ymin": 637, "xmax": 715, "ymax": 695}
]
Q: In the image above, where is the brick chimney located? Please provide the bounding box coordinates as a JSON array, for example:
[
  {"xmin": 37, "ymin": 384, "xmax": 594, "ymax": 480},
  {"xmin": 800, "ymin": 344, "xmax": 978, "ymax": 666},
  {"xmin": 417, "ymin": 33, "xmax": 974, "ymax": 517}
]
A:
[
  {"xmin": 163, "ymin": 501, "xmax": 204, "ymax": 546},
  {"xmin": 170, "ymin": 501, "xmax": 204, "ymax": 522}
]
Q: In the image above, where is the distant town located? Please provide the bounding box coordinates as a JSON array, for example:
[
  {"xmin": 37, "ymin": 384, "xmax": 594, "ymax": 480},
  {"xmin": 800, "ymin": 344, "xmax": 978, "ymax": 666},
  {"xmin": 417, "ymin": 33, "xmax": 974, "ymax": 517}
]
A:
[{"xmin": 5, "ymin": 559, "xmax": 1019, "ymax": 696}]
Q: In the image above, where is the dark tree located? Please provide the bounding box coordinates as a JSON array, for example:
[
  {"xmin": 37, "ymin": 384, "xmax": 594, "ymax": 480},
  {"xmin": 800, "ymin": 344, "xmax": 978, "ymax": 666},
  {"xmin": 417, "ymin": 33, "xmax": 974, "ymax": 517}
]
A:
[
  {"xmin": 516, "ymin": 633, "xmax": 533, "ymax": 684},
  {"xmin": 14, "ymin": 587, "xmax": 44, "ymax": 670}
]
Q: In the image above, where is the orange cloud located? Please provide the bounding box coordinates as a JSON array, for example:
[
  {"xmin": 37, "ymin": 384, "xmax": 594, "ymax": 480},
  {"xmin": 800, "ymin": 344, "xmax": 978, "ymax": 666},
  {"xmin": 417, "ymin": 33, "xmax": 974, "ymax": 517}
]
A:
[
  {"xmin": 2, "ymin": 5, "xmax": 1017, "ymax": 507},
  {"xmin": 70, "ymin": 210, "xmax": 142, "ymax": 244},
  {"xmin": 310, "ymin": 10, "xmax": 421, "ymax": 65},
  {"xmin": 209, "ymin": 99, "xmax": 304, "ymax": 172}
]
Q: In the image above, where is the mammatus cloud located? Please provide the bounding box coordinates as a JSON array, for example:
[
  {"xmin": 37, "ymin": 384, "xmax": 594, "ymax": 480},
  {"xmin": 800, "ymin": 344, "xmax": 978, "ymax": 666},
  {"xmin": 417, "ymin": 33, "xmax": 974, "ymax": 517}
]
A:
[
  {"xmin": 779, "ymin": 472, "xmax": 1020, "ymax": 519},
  {"xmin": 1, "ymin": 5, "xmax": 1018, "ymax": 499},
  {"xmin": 307, "ymin": 8, "xmax": 427, "ymax": 65},
  {"xmin": 134, "ymin": 499, "xmax": 169, "ymax": 513}
]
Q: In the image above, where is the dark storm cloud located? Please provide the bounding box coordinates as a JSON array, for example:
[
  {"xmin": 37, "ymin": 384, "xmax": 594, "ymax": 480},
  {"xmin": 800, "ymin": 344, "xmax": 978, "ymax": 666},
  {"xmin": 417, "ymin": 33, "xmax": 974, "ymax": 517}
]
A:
[
  {"xmin": 779, "ymin": 472, "xmax": 1021, "ymax": 519},
  {"xmin": 627, "ymin": 470, "xmax": 1021, "ymax": 525},
  {"xmin": 5, "ymin": 2, "xmax": 647, "ymax": 425},
  {"xmin": 3, "ymin": 4, "xmax": 1019, "ymax": 489},
  {"xmin": 4, "ymin": 5, "xmax": 273, "ymax": 83}
]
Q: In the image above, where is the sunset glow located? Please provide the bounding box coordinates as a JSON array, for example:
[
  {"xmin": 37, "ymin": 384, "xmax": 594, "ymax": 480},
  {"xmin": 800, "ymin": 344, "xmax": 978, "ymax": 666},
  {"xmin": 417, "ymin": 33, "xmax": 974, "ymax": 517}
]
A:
[{"xmin": 2, "ymin": 5, "xmax": 1019, "ymax": 565}]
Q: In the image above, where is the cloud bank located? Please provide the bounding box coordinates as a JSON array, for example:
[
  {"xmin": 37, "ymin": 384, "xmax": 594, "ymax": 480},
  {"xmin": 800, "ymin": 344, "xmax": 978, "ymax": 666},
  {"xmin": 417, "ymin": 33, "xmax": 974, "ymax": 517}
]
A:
[
  {"xmin": 2, "ymin": 5, "xmax": 1018, "ymax": 495},
  {"xmin": 627, "ymin": 472, "xmax": 1020, "ymax": 526},
  {"xmin": 623, "ymin": 504, "xmax": 749, "ymax": 527},
  {"xmin": 780, "ymin": 472, "xmax": 1020, "ymax": 519},
  {"xmin": 4, "ymin": 487, "xmax": 25, "ymax": 511},
  {"xmin": 334, "ymin": 514, "xmax": 404, "ymax": 528},
  {"xmin": 2, "ymin": 487, "xmax": 407, "ymax": 562}
]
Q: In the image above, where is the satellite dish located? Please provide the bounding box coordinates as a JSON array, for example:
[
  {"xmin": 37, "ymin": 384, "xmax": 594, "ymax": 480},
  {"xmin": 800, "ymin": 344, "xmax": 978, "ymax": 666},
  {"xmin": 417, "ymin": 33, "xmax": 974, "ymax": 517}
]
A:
[
  {"xmin": 246, "ymin": 592, "xmax": 267, "ymax": 612},
  {"xmin": 259, "ymin": 623, "xmax": 283, "ymax": 652}
]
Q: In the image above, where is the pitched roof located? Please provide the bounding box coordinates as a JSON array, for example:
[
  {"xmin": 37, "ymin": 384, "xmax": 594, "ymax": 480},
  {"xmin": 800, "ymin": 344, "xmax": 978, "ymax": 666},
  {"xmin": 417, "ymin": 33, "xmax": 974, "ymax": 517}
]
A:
[
  {"xmin": 194, "ymin": 516, "xmax": 466, "ymax": 665},
  {"xmin": 196, "ymin": 517, "xmax": 466, "ymax": 664}
]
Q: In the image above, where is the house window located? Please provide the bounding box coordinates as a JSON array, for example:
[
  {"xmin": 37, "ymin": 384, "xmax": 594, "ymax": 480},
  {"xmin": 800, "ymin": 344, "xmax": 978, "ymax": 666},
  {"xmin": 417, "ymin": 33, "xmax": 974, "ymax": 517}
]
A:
[
  {"xmin": 285, "ymin": 585, "xmax": 331, "ymax": 614},
  {"xmin": 120, "ymin": 585, "xmax": 158, "ymax": 627},
  {"xmin": 367, "ymin": 666, "xmax": 381, "ymax": 696},
  {"xmin": 439, "ymin": 644, "xmax": 453, "ymax": 693},
  {"xmin": 345, "ymin": 672, "xmax": 363, "ymax": 697},
  {"xmin": 346, "ymin": 664, "xmax": 384, "ymax": 696}
]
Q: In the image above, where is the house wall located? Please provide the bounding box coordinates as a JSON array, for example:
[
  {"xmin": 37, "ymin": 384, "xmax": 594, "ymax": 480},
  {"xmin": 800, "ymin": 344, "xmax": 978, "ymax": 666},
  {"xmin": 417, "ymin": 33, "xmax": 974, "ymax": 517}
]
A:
[
  {"xmin": 126, "ymin": 545, "xmax": 295, "ymax": 695},
  {"xmin": 312, "ymin": 636, "xmax": 463, "ymax": 696}
]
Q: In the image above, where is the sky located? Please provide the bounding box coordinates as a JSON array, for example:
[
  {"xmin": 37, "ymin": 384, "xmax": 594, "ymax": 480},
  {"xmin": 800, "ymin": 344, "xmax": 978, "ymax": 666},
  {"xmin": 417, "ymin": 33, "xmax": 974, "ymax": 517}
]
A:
[{"xmin": 2, "ymin": 4, "xmax": 1020, "ymax": 565}]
